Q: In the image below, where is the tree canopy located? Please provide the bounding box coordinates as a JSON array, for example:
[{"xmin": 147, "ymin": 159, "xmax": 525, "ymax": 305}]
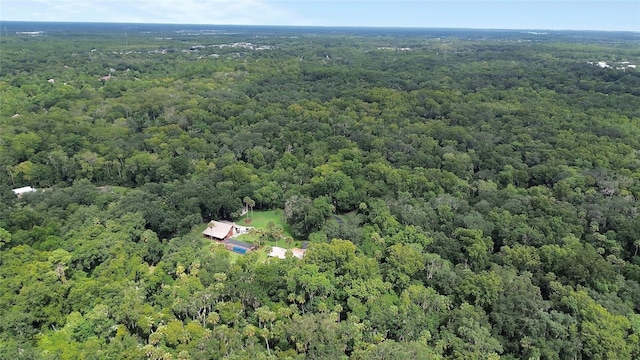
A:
[{"xmin": 1, "ymin": 22, "xmax": 639, "ymax": 359}]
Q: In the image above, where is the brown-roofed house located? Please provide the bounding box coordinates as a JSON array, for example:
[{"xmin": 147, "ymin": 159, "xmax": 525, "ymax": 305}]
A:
[{"xmin": 202, "ymin": 221, "xmax": 235, "ymax": 241}]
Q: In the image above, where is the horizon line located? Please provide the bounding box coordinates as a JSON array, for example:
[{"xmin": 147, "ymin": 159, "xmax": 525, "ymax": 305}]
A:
[{"xmin": 1, "ymin": 20, "xmax": 639, "ymax": 34}]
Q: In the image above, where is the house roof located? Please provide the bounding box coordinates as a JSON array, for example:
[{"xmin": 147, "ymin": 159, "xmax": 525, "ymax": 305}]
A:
[
  {"xmin": 226, "ymin": 238, "xmax": 255, "ymax": 249},
  {"xmin": 12, "ymin": 186, "xmax": 36, "ymax": 195},
  {"xmin": 202, "ymin": 221, "xmax": 233, "ymax": 240},
  {"xmin": 269, "ymin": 246, "xmax": 288, "ymax": 259}
]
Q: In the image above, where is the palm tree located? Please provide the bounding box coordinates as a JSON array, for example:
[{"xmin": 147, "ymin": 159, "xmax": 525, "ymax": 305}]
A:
[
  {"xmin": 257, "ymin": 235, "xmax": 268, "ymax": 248},
  {"xmin": 284, "ymin": 235, "xmax": 294, "ymax": 249},
  {"xmin": 243, "ymin": 196, "xmax": 250, "ymax": 221},
  {"xmin": 206, "ymin": 221, "xmax": 215, "ymax": 240},
  {"xmin": 249, "ymin": 228, "xmax": 267, "ymax": 248},
  {"xmin": 273, "ymin": 225, "xmax": 284, "ymax": 248},
  {"xmin": 243, "ymin": 196, "xmax": 256, "ymax": 222},
  {"xmin": 248, "ymin": 198, "xmax": 255, "ymax": 219}
]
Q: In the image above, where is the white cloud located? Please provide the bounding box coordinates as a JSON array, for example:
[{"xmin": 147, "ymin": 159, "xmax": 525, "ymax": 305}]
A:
[{"xmin": 1, "ymin": 0, "xmax": 306, "ymax": 25}]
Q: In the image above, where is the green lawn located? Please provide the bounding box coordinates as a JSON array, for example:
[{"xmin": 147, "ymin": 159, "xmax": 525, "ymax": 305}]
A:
[
  {"xmin": 234, "ymin": 233, "xmax": 298, "ymax": 249},
  {"xmin": 237, "ymin": 209, "xmax": 291, "ymax": 234},
  {"xmin": 97, "ymin": 185, "xmax": 130, "ymax": 195}
]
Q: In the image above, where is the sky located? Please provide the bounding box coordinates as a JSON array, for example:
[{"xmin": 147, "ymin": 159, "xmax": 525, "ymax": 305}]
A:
[{"xmin": 1, "ymin": 0, "xmax": 639, "ymax": 32}]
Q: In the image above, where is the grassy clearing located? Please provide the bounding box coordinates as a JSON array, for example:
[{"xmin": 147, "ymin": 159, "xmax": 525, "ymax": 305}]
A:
[
  {"xmin": 97, "ymin": 185, "xmax": 130, "ymax": 195},
  {"xmin": 237, "ymin": 209, "xmax": 291, "ymax": 233},
  {"xmin": 234, "ymin": 233, "xmax": 301, "ymax": 249},
  {"xmin": 110, "ymin": 186, "xmax": 130, "ymax": 195}
]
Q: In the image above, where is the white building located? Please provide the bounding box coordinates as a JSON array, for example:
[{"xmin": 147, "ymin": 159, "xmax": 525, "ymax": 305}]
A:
[
  {"xmin": 12, "ymin": 186, "xmax": 36, "ymax": 197},
  {"xmin": 269, "ymin": 246, "xmax": 288, "ymax": 259},
  {"xmin": 268, "ymin": 246, "xmax": 307, "ymax": 259}
]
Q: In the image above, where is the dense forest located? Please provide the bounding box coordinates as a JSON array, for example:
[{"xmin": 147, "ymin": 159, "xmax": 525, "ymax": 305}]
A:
[{"xmin": 1, "ymin": 22, "xmax": 640, "ymax": 359}]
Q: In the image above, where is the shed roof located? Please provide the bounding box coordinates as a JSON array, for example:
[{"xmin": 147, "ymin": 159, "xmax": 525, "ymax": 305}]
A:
[
  {"xmin": 226, "ymin": 238, "xmax": 255, "ymax": 249},
  {"xmin": 291, "ymin": 248, "xmax": 307, "ymax": 259}
]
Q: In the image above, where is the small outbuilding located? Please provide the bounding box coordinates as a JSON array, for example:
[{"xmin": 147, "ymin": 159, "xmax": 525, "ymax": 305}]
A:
[
  {"xmin": 224, "ymin": 238, "xmax": 257, "ymax": 254},
  {"xmin": 290, "ymin": 248, "xmax": 307, "ymax": 259},
  {"xmin": 268, "ymin": 246, "xmax": 288, "ymax": 259},
  {"xmin": 269, "ymin": 246, "xmax": 306, "ymax": 259}
]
